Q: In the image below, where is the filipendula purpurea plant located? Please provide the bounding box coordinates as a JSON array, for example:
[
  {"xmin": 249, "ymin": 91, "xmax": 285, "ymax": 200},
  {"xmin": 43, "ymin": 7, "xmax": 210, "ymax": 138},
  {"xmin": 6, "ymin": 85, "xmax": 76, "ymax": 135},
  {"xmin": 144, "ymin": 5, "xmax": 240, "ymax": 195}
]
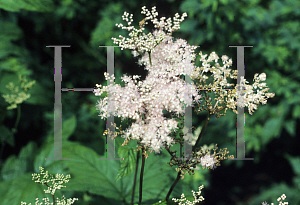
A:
[
  {"xmin": 93, "ymin": 6, "xmax": 278, "ymax": 205},
  {"xmin": 21, "ymin": 167, "xmax": 78, "ymax": 205}
]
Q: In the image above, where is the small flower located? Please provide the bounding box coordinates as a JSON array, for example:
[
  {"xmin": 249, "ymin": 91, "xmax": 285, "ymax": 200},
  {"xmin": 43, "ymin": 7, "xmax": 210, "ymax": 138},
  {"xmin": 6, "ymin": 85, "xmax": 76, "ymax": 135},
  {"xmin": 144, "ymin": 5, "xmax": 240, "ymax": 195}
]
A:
[
  {"xmin": 200, "ymin": 154, "xmax": 217, "ymax": 170},
  {"xmin": 172, "ymin": 185, "xmax": 205, "ymax": 205}
]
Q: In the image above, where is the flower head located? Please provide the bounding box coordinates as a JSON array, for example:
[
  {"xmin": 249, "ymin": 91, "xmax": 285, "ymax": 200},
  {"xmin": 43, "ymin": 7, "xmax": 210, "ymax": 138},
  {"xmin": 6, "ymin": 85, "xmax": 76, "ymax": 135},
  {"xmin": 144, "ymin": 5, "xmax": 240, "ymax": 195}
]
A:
[{"xmin": 200, "ymin": 154, "xmax": 217, "ymax": 170}]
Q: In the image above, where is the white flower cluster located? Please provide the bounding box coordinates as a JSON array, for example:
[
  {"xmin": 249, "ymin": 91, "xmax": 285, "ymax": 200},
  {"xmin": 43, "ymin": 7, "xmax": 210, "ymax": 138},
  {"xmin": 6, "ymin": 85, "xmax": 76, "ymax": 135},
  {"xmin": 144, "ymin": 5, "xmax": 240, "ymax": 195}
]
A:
[
  {"xmin": 95, "ymin": 7, "xmax": 202, "ymax": 154},
  {"xmin": 21, "ymin": 167, "xmax": 78, "ymax": 205},
  {"xmin": 21, "ymin": 196, "xmax": 78, "ymax": 205},
  {"xmin": 235, "ymin": 73, "xmax": 275, "ymax": 115},
  {"xmin": 94, "ymin": 68, "xmax": 201, "ymax": 153},
  {"xmin": 111, "ymin": 6, "xmax": 187, "ymax": 53},
  {"xmin": 193, "ymin": 51, "xmax": 275, "ymax": 115},
  {"xmin": 200, "ymin": 154, "xmax": 217, "ymax": 170},
  {"xmin": 261, "ymin": 194, "xmax": 288, "ymax": 205},
  {"xmin": 32, "ymin": 167, "xmax": 70, "ymax": 195},
  {"xmin": 172, "ymin": 185, "xmax": 205, "ymax": 205}
]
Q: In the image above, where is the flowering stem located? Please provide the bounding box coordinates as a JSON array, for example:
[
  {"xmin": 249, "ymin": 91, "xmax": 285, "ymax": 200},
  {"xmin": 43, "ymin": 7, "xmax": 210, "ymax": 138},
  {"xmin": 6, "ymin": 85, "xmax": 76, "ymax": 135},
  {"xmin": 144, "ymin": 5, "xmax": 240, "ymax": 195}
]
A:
[
  {"xmin": 148, "ymin": 51, "xmax": 152, "ymax": 67},
  {"xmin": 165, "ymin": 112, "xmax": 212, "ymax": 202},
  {"xmin": 131, "ymin": 150, "xmax": 140, "ymax": 205},
  {"xmin": 12, "ymin": 104, "xmax": 21, "ymax": 134},
  {"xmin": 43, "ymin": 182, "xmax": 56, "ymax": 205},
  {"xmin": 165, "ymin": 170, "xmax": 181, "ymax": 202},
  {"xmin": 135, "ymin": 48, "xmax": 143, "ymax": 57},
  {"xmin": 138, "ymin": 147, "xmax": 146, "ymax": 205}
]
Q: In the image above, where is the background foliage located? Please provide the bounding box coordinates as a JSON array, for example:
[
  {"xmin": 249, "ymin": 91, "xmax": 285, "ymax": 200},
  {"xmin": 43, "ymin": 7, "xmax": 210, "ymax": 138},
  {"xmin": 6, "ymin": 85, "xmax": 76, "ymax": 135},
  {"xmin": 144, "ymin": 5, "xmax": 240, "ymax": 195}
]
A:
[{"xmin": 0, "ymin": 0, "xmax": 299, "ymax": 204}]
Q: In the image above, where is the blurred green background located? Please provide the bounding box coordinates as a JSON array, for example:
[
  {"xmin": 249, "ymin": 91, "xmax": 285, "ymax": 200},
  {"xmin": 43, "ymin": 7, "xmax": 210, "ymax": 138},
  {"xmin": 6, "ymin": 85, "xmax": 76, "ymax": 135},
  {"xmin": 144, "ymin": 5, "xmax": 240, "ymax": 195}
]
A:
[{"xmin": 0, "ymin": 0, "xmax": 299, "ymax": 204}]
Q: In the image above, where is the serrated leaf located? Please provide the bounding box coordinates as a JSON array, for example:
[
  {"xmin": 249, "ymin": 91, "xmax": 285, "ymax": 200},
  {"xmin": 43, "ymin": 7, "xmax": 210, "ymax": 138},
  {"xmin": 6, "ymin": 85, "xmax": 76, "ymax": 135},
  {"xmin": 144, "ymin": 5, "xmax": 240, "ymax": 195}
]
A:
[
  {"xmin": 0, "ymin": 173, "xmax": 48, "ymax": 205},
  {"xmin": 115, "ymin": 144, "xmax": 137, "ymax": 181},
  {"xmin": 51, "ymin": 140, "xmax": 188, "ymax": 204},
  {"xmin": 1, "ymin": 141, "xmax": 37, "ymax": 181},
  {"xmin": 46, "ymin": 114, "xmax": 77, "ymax": 143}
]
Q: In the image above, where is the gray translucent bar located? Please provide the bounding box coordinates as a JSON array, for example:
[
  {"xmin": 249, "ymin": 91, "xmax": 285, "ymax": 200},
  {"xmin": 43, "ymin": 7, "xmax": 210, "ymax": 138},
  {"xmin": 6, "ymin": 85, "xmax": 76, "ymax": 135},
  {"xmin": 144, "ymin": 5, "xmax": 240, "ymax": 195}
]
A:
[
  {"xmin": 46, "ymin": 45, "xmax": 71, "ymax": 161},
  {"xmin": 228, "ymin": 46, "xmax": 254, "ymax": 160},
  {"xmin": 61, "ymin": 88, "xmax": 95, "ymax": 91},
  {"xmin": 98, "ymin": 46, "xmax": 123, "ymax": 160},
  {"xmin": 176, "ymin": 46, "xmax": 194, "ymax": 161}
]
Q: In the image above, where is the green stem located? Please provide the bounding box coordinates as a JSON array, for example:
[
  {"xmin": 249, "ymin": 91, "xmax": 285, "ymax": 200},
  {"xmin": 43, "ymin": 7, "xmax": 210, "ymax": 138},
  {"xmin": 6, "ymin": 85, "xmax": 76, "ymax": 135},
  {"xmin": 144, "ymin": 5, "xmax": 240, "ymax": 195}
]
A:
[
  {"xmin": 165, "ymin": 112, "xmax": 212, "ymax": 202},
  {"xmin": 44, "ymin": 183, "xmax": 55, "ymax": 205},
  {"xmin": 12, "ymin": 104, "xmax": 21, "ymax": 134},
  {"xmin": 138, "ymin": 147, "xmax": 146, "ymax": 205},
  {"xmin": 135, "ymin": 48, "xmax": 143, "ymax": 57},
  {"xmin": 192, "ymin": 112, "xmax": 211, "ymax": 153},
  {"xmin": 131, "ymin": 150, "xmax": 140, "ymax": 205},
  {"xmin": 148, "ymin": 52, "xmax": 152, "ymax": 67}
]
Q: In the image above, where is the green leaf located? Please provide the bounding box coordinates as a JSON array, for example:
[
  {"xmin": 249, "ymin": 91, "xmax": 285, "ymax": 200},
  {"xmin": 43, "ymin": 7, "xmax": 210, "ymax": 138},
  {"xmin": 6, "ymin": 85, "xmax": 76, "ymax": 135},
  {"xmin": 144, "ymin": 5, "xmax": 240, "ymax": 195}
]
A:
[
  {"xmin": 0, "ymin": 41, "xmax": 24, "ymax": 59},
  {"xmin": 115, "ymin": 142, "xmax": 137, "ymax": 182},
  {"xmin": 179, "ymin": 0, "xmax": 201, "ymax": 18},
  {"xmin": 284, "ymin": 120, "xmax": 296, "ymax": 136},
  {"xmin": 0, "ymin": 20, "xmax": 23, "ymax": 41},
  {"xmin": 0, "ymin": 0, "xmax": 55, "ymax": 12},
  {"xmin": 1, "ymin": 141, "xmax": 37, "ymax": 181},
  {"xmin": 25, "ymin": 81, "xmax": 50, "ymax": 105},
  {"xmin": 57, "ymin": 140, "xmax": 188, "ymax": 204},
  {"xmin": 45, "ymin": 114, "xmax": 77, "ymax": 144},
  {"xmin": 0, "ymin": 173, "xmax": 48, "ymax": 205},
  {"xmin": 292, "ymin": 105, "xmax": 300, "ymax": 119},
  {"xmin": 0, "ymin": 125, "xmax": 14, "ymax": 147},
  {"xmin": 212, "ymin": 1, "xmax": 218, "ymax": 12},
  {"xmin": 262, "ymin": 118, "xmax": 282, "ymax": 139},
  {"xmin": 283, "ymin": 153, "xmax": 300, "ymax": 176}
]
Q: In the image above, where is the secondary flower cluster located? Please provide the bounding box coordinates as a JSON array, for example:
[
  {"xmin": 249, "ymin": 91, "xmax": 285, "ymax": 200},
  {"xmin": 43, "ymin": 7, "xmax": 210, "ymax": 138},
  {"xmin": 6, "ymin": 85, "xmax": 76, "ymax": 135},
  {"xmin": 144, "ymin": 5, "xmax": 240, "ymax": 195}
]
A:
[
  {"xmin": 21, "ymin": 167, "xmax": 78, "ymax": 205},
  {"xmin": 191, "ymin": 51, "xmax": 275, "ymax": 117},
  {"xmin": 262, "ymin": 194, "xmax": 288, "ymax": 205},
  {"xmin": 171, "ymin": 144, "xmax": 234, "ymax": 179},
  {"xmin": 172, "ymin": 185, "xmax": 205, "ymax": 205},
  {"xmin": 2, "ymin": 74, "xmax": 36, "ymax": 110},
  {"xmin": 112, "ymin": 6, "xmax": 187, "ymax": 53}
]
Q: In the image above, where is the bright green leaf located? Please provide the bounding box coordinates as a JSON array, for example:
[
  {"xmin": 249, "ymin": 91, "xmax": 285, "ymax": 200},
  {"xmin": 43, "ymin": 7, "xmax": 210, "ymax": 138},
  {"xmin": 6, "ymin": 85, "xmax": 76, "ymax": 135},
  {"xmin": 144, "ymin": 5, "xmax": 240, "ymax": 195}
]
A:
[
  {"xmin": 0, "ymin": 173, "xmax": 48, "ymax": 205},
  {"xmin": 115, "ymin": 142, "xmax": 137, "ymax": 182},
  {"xmin": 292, "ymin": 105, "xmax": 300, "ymax": 119}
]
